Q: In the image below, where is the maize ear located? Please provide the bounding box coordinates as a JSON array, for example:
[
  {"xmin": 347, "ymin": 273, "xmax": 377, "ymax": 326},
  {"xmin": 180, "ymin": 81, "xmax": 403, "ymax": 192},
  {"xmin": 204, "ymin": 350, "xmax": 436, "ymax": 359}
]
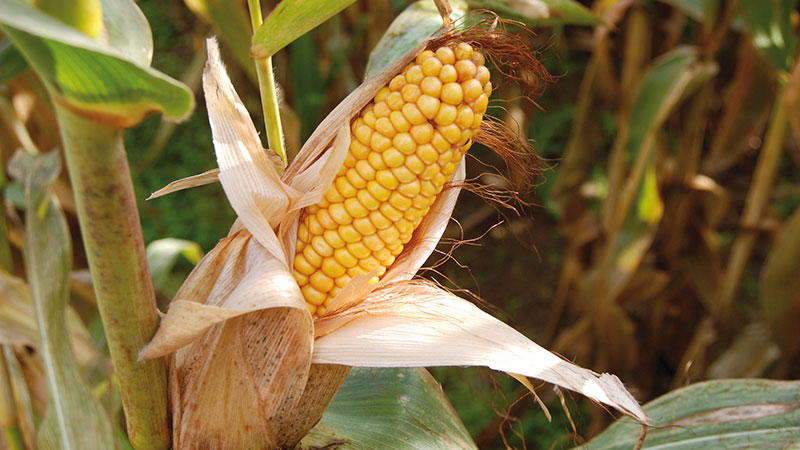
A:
[{"xmin": 293, "ymin": 42, "xmax": 492, "ymax": 316}]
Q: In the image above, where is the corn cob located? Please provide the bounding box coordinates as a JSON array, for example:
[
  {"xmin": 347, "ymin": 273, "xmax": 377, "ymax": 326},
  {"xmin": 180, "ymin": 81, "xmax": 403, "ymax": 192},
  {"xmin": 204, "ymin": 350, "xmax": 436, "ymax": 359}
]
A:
[{"xmin": 293, "ymin": 42, "xmax": 492, "ymax": 316}]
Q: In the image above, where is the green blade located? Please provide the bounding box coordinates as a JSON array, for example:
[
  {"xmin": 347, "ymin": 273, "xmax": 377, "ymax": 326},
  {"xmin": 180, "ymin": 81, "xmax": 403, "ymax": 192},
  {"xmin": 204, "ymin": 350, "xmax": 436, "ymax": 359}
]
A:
[
  {"xmin": 739, "ymin": 0, "xmax": 798, "ymax": 72},
  {"xmin": 0, "ymin": 0, "xmax": 193, "ymax": 127},
  {"xmin": 251, "ymin": 0, "xmax": 356, "ymax": 59},
  {"xmin": 582, "ymin": 379, "xmax": 800, "ymax": 449},
  {"xmin": 10, "ymin": 151, "xmax": 115, "ymax": 450},
  {"xmin": 365, "ymin": 0, "xmax": 467, "ymax": 80},
  {"xmin": 0, "ymin": 39, "xmax": 28, "ymax": 84},
  {"xmin": 301, "ymin": 367, "xmax": 477, "ymax": 450},
  {"xmin": 469, "ymin": 0, "xmax": 600, "ymax": 27}
]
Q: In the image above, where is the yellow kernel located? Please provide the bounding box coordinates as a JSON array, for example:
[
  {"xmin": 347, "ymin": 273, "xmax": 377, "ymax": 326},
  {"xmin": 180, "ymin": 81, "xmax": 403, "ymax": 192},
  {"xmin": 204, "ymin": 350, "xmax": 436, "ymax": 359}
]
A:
[
  {"xmin": 375, "ymin": 87, "xmax": 390, "ymax": 102},
  {"xmin": 431, "ymin": 131, "xmax": 450, "ymax": 151},
  {"xmin": 374, "ymin": 101, "xmax": 391, "ymax": 118},
  {"xmin": 416, "ymin": 94, "xmax": 440, "ymax": 119},
  {"xmin": 375, "ymin": 248, "xmax": 395, "ymax": 266},
  {"xmin": 376, "ymin": 170, "xmax": 399, "ymax": 189},
  {"xmin": 294, "ymin": 254, "xmax": 315, "ymax": 276},
  {"xmin": 421, "ymin": 56, "xmax": 443, "ymax": 77},
  {"xmin": 350, "ymin": 139, "xmax": 370, "ymax": 159},
  {"xmin": 336, "ymin": 166, "xmax": 346, "ymax": 177},
  {"xmin": 455, "ymin": 105, "xmax": 474, "ymax": 129},
  {"xmin": 375, "ymin": 117, "xmax": 396, "ymax": 138},
  {"xmin": 387, "ymin": 92, "xmax": 404, "ymax": 111},
  {"xmin": 344, "ymin": 198, "xmax": 369, "ymax": 218},
  {"xmin": 441, "ymin": 83, "xmax": 463, "ymax": 105},
  {"xmin": 343, "ymin": 153, "xmax": 357, "ymax": 168},
  {"xmin": 417, "ymin": 144, "xmax": 439, "ymax": 164},
  {"xmin": 421, "ymin": 165, "xmax": 440, "ymax": 180},
  {"xmin": 351, "ymin": 118, "xmax": 362, "ymax": 133},
  {"xmin": 416, "ymin": 50, "xmax": 434, "ymax": 65},
  {"xmin": 380, "ymin": 203, "xmax": 403, "ymax": 221},
  {"xmin": 303, "ymin": 245, "xmax": 323, "ymax": 266},
  {"xmin": 389, "ymin": 192, "xmax": 413, "ymax": 210},
  {"xmin": 462, "ymin": 79, "xmax": 483, "ymax": 103},
  {"xmin": 302, "ymin": 285, "xmax": 327, "ymax": 306},
  {"xmin": 309, "ymin": 271, "xmax": 334, "ymax": 293},
  {"xmin": 444, "ymin": 162, "xmax": 457, "ymax": 176},
  {"xmin": 378, "ymin": 225, "xmax": 400, "ymax": 244},
  {"xmin": 362, "ymin": 110, "xmax": 377, "ymax": 128},
  {"xmin": 339, "ymin": 224, "xmax": 361, "ymax": 243},
  {"xmin": 402, "ymin": 103, "xmax": 427, "ymax": 125},
  {"xmin": 370, "ymin": 132, "xmax": 392, "ymax": 152},
  {"xmin": 294, "ymin": 272, "xmax": 309, "ymax": 286},
  {"xmin": 432, "ymin": 172, "xmax": 447, "ymax": 187},
  {"xmin": 368, "ymin": 151, "xmax": 387, "ymax": 170},
  {"xmin": 393, "ymin": 133, "xmax": 417, "ymax": 155},
  {"xmin": 389, "ymin": 111, "xmax": 411, "ymax": 133},
  {"xmin": 472, "ymin": 112, "xmax": 483, "ymax": 129},
  {"xmin": 317, "ymin": 209, "xmax": 338, "ymax": 230},
  {"xmin": 334, "ymin": 273, "xmax": 353, "ymax": 288},
  {"xmin": 353, "ymin": 216, "xmax": 376, "ymax": 236},
  {"xmin": 358, "ymin": 256, "xmax": 381, "ymax": 272},
  {"xmin": 472, "ymin": 51, "xmax": 486, "ymax": 66},
  {"xmin": 420, "ymin": 76, "xmax": 442, "ymax": 97},
  {"xmin": 390, "ymin": 244, "xmax": 405, "ymax": 256},
  {"xmin": 439, "ymin": 124, "xmax": 462, "ymax": 144},
  {"xmin": 347, "ymin": 242, "xmax": 371, "ymax": 259},
  {"xmin": 439, "ymin": 64, "xmax": 457, "ymax": 83},
  {"xmin": 355, "ymin": 160, "xmax": 377, "ymax": 181},
  {"xmin": 405, "ymin": 155, "xmax": 425, "ymax": 174},
  {"xmin": 363, "ymin": 234, "xmax": 386, "ymax": 251},
  {"xmin": 438, "ymin": 149, "xmax": 453, "ymax": 166},
  {"xmin": 308, "ymin": 215, "xmax": 324, "ymax": 235},
  {"xmin": 382, "ymin": 148, "xmax": 406, "ymax": 168},
  {"xmin": 322, "ymin": 257, "xmax": 346, "ymax": 278},
  {"xmin": 475, "ymin": 94, "xmax": 489, "ymax": 114},
  {"xmin": 367, "ymin": 180, "xmax": 391, "ymax": 202},
  {"xmin": 398, "ymin": 179, "xmax": 421, "ymax": 197},
  {"xmin": 355, "ymin": 124, "xmax": 372, "ymax": 145},
  {"xmin": 324, "ymin": 229, "xmax": 346, "ymax": 249},
  {"xmin": 346, "ymin": 168, "xmax": 367, "ymax": 189},
  {"xmin": 476, "ymin": 65, "xmax": 490, "ymax": 85},
  {"xmin": 334, "ymin": 248, "xmax": 358, "ymax": 268},
  {"xmin": 396, "ymin": 218, "xmax": 414, "ymax": 234},
  {"xmin": 414, "ymin": 192, "xmax": 434, "ymax": 209},
  {"xmin": 409, "ymin": 123, "xmax": 434, "ymax": 144},
  {"xmin": 484, "ymin": 81, "xmax": 492, "ymax": 96},
  {"xmin": 306, "ymin": 303, "xmax": 317, "ymax": 315},
  {"xmin": 334, "ymin": 178, "xmax": 357, "ymax": 199},
  {"xmin": 420, "ymin": 181, "xmax": 437, "ymax": 197},
  {"xmin": 391, "ymin": 166, "xmax": 416, "ymax": 183},
  {"xmin": 357, "ymin": 189, "xmax": 380, "ymax": 211},
  {"xmin": 405, "ymin": 207, "xmax": 424, "ymax": 222},
  {"xmin": 369, "ymin": 210, "xmax": 392, "ymax": 230},
  {"xmin": 401, "ymin": 84, "xmax": 421, "ymax": 103},
  {"xmin": 435, "ymin": 46, "xmax": 455, "ymax": 65},
  {"xmin": 455, "ymin": 42, "xmax": 473, "ymax": 60},
  {"xmin": 458, "ymin": 129, "xmax": 472, "ymax": 146},
  {"xmin": 389, "ymin": 74, "xmax": 406, "ymax": 91},
  {"xmin": 435, "ymin": 104, "xmax": 457, "ymax": 125},
  {"xmin": 455, "ymin": 59, "xmax": 477, "ymax": 82},
  {"xmin": 347, "ymin": 266, "xmax": 368, "ymax": 278},
  {"xmin": 298, "ymin": 222, "xmax": 310, "ymax": 242},
  {"xmin": 462, "ymin": 139, "xmax": 473, "ymax": 151},
  {"xmin": 405, "ymin": 65, "xmax": 424, "ymax": 84}
]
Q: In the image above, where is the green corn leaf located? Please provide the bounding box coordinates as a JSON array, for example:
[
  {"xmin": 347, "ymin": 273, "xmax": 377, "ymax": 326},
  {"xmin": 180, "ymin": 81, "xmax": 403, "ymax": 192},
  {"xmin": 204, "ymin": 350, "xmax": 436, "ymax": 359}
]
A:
[
  {"xmin": 10, "ymin": 150, "xmax": 115, "ymax": 450},
  {"xmin": 582, "ymin": 379, "xmax": 800, "ymax": 449},
  {"xmin": 0, "ymin": 0, "xmax": 193, "ymax": 128},
  {"xmin": 301, "ymin": 367, "xmax": 477, "ymax": 450},
  {"xmin": 739, "ymin": 0, "xmax": 798, "ymax": 72},
  {"xmin": 760, "ymin": 208, "xmax": 800, "ymax": 359},
  {"xmin": 251, "ymin": 0, "xmax": 356, "ymax": 59},
  {"xmin": 365, "ymin": 0, "xmax": 467, "ymax": 80},
  {"xmin": 146, "ymin": 237, "xmax": 203, "ymax": 295},
  {"xmin": 468, "ymin": 0, "xmax": 600, "ymax": 27},
  {"xmin": 0, "ymin": 39, "xmax": 28, "ymax": 84}
]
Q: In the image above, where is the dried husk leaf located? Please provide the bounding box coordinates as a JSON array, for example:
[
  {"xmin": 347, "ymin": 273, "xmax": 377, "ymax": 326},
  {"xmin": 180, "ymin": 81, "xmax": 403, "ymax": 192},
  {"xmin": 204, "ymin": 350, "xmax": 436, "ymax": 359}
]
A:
[{"xmin": 313, "ymin": 283, "xmax": 650, "ymax": 424}]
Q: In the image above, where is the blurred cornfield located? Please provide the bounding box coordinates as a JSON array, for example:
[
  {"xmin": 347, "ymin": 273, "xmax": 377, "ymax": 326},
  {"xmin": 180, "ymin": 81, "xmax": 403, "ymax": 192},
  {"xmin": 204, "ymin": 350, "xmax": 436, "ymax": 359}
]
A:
[{"xmin": 1, "ymin": 0, "xmax": 799, "ymax": 448}]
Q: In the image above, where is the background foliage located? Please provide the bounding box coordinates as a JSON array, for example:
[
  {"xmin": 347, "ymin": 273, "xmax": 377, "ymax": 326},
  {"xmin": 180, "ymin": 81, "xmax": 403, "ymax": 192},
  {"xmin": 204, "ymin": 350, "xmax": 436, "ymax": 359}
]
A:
[{"xmin": 1, "ymin": 0, "xmax": 799, "ymax": 448}]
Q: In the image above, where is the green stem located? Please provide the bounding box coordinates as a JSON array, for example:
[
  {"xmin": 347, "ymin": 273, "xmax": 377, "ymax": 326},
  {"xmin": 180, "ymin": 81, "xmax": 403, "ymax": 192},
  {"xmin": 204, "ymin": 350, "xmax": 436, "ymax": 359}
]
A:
[
  {"xmin": 54, "ymin": 105, "xmax": 170, "ymax": 450},
  {"xmin": 716, "ymin": 83, "xmax": 789, "ymax": 320},
  {"xmin": 248, "ymin": 0, "xmax": 287, "ymax": 169}
]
